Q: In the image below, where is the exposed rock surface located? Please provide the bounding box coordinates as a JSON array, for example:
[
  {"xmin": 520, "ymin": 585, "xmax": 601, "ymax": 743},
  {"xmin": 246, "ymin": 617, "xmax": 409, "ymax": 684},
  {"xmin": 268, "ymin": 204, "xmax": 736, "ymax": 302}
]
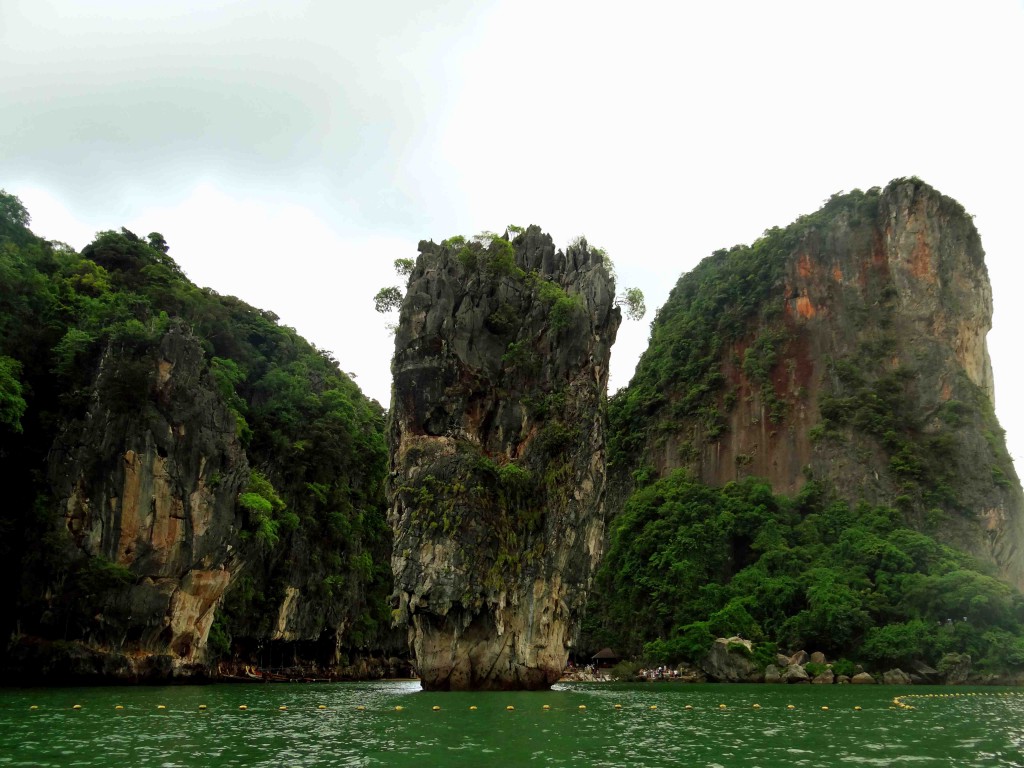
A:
[
  {"xmin": 388, "ymin": 228, "xmax": 620, "ymax": 690},
  {"xmin": 620, "ymin": 179, "xmax": 1024, "ymax": 588},
  {"xmin": 939, "ymin": 652, "xmax": 972, "ymax": 684},
  {"xmin": 45, "ymin": 323, "xmax": 247, "ymax": 671},
  {"xmin": 782, "ymin": 663, "xmax": 810, "ymax": 683},
  {"xmin": 883, "ymin": 668, "xmax": 912, "ymax": 685},
  {"xmin": 700, "ymin": 637, "xmax": 763, "ymax": 682},
  {"xmin": 851, "ymin": 672, "xmax": 876, "ymax": 684},
  {"xmin": 812, "ymin": 669, "xmax": 835, "ymax": 684},
  {"xmin": 789, "ymin": 650, "xmax": 809, "ymax": 666}
]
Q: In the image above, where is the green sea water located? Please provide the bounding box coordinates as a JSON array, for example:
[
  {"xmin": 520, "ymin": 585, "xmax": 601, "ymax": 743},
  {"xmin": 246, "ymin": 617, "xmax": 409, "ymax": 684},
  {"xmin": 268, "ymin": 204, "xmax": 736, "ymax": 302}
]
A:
[{"xmin": 1, "ymin": 681, "xmax": 1022, "ymax": 767}]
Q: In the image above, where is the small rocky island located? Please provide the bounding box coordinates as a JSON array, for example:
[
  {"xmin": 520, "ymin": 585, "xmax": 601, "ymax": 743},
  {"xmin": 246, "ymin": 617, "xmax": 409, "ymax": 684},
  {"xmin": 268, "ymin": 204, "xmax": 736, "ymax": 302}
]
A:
[{"xmin": 387, "ymin": 227, "xmax": 620, "ymax": 690}]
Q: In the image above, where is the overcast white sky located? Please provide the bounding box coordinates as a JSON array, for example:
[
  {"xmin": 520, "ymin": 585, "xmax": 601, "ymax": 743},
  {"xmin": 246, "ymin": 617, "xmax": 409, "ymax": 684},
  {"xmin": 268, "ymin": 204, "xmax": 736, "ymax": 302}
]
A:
[{"xmin": 3, "ymin": 0, "xmax": 1023, "ymax": 464}]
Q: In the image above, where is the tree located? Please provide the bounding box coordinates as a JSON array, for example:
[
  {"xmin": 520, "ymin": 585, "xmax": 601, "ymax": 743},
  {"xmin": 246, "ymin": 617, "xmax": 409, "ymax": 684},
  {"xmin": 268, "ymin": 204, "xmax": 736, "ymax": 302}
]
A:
[
  {"xmin": 618, "ymin": 287, "xmax": 646, "ymax": 321},
  {"xmin": 373, "ymin": 286, "xmax": 403, "ymax": 314},
  {"xmin": 0, "ymin": 356, "xmax": 27, "ymax": 433},
  {"xmin": 147, "ymin": 232, "xmax": 169, "ymax": 253},
  {"xmin": 0, "ymin": 189, "xmax": 30, "ymax": 229},
  {"xmin": 393, "ymin": 258, "xmax": 414, "ymax": 277}
]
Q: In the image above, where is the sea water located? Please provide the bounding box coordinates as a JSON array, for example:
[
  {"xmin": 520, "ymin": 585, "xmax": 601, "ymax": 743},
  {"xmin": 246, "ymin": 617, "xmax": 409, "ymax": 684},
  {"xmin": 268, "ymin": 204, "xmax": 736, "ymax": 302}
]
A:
[{"xmin": 1, "ymin": 681, "xmax": 1022, "ymax": 766}]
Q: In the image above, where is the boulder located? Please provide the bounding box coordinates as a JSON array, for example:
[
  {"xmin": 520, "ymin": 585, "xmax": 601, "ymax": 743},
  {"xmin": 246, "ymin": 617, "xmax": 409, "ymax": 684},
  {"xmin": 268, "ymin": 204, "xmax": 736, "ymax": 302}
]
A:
[
  {"xmin": 789, "ymin": 650, "xmax": 809, "ymax": 666},
  {"xmin": 764, "ymin": 664, "xmax": 783, "ymax": 684},
  {"xmin": 882, "ymin": 668, "xmax": 912, "ymax": 685},
  {"xmin": 783, "ymin": 664, "xmax": 810, "ymax": 684},
  {"xmin": 700, "ymin": 637, "xmax": 762, "ymax": 682},
  {"xmin": 812, "ymin": 669, "xmax": 835, "ymax": 685},
  {"xmin": 938, "ymin": 653, "xmax": 972, "ymax": 685},
  {"xmin": 836, "ymin": 675, "xmax": 851, "ymax": 684},
  {"xmin": 809, "ymin": 651, "xmax": 826, "ymax": 665},
  {"xmin": 909, "ymin": 660, "xmax": 940, "ymax": 684},
  {"xmin": 851, "ymin": 672, "xmax": 876, "ymax": 684}
]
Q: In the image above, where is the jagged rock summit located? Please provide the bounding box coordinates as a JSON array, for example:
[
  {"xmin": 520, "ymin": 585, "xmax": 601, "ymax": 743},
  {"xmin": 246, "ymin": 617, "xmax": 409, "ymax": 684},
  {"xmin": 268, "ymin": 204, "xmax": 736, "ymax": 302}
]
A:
[{"xmin": 388, "ymin": 227, "xmax": 620, "ymax": 690}]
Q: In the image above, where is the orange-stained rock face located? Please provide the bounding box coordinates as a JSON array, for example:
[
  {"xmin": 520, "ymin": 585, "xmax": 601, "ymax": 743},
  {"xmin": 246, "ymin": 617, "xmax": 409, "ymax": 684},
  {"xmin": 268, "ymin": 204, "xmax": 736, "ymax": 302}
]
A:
[
  {"xmin": 794, "ymin": 295, "xmax": 816, "ymax": 319},
  {"xmin": 52, "ymin": 323, "xmax": 248, "ymax": 670},
  {"xmin": 625, "ymin": 179, "xmax": 1023, "ymax": 590}
]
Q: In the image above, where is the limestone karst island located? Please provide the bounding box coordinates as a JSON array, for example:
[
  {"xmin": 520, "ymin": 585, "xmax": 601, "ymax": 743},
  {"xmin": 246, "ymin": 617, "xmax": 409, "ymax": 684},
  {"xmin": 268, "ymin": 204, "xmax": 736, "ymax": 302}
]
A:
[{"xmin": 2, "ymin": 178, "xmax": 1023, "ymax": 690}]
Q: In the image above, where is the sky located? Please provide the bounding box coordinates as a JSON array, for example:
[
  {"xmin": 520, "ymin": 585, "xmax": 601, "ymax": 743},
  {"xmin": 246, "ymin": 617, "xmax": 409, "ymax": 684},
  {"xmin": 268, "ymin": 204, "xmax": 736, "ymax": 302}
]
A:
[{"xmin": 3, "ymin": 0, "xmax": 1023, "ymax": 463}]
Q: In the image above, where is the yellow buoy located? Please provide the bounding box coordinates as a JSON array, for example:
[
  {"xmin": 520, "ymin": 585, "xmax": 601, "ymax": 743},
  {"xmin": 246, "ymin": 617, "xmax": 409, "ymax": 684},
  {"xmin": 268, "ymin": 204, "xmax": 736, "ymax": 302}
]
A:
[
  {"xmin": 854, "ymin": 706, "xmax": 862, "ymax": 711},
  {"xmin": 72, "ymin": 704, "xmax": 82, "ymax": 710},
  {"xmin": 318, "ymin": 705, "xmax": 327, "ymax": 710},
  {"xmin": 29, "ymin": 705, "xmax": 38, "ymax": 710},
  {"xmin": 506, "ymin": 705, "xmax": 515, "ymax": 711},
  {"xmin": 821, "ymin": 706, "xmax": 829, "ymax": 711},
  {"xmin": 157, "ymin": 705, "xmax": 166, "ymax": 710},
  {"xmin": 432, "ymin": 705, "xmax": 441, "ymax": 711},
  {"xmin": 542, "ymin": 705, "xmax": 550, "ymax": 710},
  {"xmin": 649, "ymin": 705, "xmax": 658, "ymax": 711},
  {"xmin": 578, "ymin": 705, "xmax": 587, "ymax": 710},
  {"xmin": 684, "ymin": 704, "xmax": 693, "ymax": 710},
  {"xmin": 198, "ymin": 704, "xmax": 207, "ymax": 710},
  {"xmin": 719, "ymin": 704, "xmax": 727, "ymax": 709},
  {"xmin": 239, "ymin": 705, "xmax": 248, "ymax": 710},
  {"xmin": 752, "ymin": 704, "xmax": 761, "ymax": 709},
  {"xmin": 356, "ymin": 705, "xmax": 366, "ymax": 711},
  {"xmin": 115, "ymin": 705, "xmax": 124, "ymax": 710},
  {"xmin": 279, "ymin": 706, "xmax": 288, "ymax": 711},
  {"xmin": 395, "ymin": 706, "xmax": 404, "ymax": 711},
  {"xmin": 787, "ymin": 704, "xmax": 795, "ymax": 710},
  {"xmin": 614, "ymin": 704, "xmax": 622, "ymax": 710},
  {"xmin": 469, "ymin": 705, "xmax": 477, "ymax": 711}
]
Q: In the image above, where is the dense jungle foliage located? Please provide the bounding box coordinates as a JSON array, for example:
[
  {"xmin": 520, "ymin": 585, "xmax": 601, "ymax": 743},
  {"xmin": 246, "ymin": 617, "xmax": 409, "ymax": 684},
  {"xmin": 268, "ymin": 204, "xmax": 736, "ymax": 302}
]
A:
[
  {"xmin": 583, "ymin": 472, "xmax": 1024, "ymax": 672},
  {"xmin": 0, "ymin": 190, "xmax": 392, "ymax": 661}
]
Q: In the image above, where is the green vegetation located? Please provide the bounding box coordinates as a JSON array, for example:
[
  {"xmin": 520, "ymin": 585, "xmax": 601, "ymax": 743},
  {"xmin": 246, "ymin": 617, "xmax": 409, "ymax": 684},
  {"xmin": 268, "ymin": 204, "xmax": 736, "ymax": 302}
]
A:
[
  {"xmin": 376, "ymin": 227, "xmax": 646, "ymax": 331},
  {"xmin": 0, "ymin": 189, "xmax": 392, "ymax": 659},
  {"xmin": 583, "ymin": 471, "xmax": 1024, "ymax": 672}
]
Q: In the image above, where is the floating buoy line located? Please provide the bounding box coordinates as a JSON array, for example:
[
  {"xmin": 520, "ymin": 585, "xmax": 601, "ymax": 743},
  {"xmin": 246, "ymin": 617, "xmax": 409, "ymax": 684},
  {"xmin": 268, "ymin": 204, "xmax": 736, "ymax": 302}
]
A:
[{"xmin": 892, "ymin": 690, "xmax": 1024, "ymax": 710}]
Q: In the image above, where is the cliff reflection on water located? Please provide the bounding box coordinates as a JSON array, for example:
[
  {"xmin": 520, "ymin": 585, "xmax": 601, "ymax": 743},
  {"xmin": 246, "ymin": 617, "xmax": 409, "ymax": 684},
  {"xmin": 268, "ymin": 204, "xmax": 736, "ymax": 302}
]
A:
[{"xmin": 2, "ymin": 681, "xmax": 1023, "ymax": 767}]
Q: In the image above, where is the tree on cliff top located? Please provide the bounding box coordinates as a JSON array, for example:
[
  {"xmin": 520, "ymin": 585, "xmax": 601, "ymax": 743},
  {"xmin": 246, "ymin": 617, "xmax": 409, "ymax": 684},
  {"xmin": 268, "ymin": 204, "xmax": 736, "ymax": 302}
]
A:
[{"xmin": 375, "ymin": 228, "xmax": 646, "ymax": 323}]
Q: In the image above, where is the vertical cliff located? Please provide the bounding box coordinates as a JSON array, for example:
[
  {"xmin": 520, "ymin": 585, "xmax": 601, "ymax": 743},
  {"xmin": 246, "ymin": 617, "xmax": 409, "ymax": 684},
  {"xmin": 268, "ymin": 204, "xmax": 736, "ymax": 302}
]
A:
[
  {"xmin": 388, "ymin": 227, "xmax": 620, "ymax": 690},
  {"xmin": 48, "ymin": 322, "xmax": 248, "ymax": 669},
  {"xmin": 612, "ymin": 179, "xmax": 1024, "ymax": 589}
]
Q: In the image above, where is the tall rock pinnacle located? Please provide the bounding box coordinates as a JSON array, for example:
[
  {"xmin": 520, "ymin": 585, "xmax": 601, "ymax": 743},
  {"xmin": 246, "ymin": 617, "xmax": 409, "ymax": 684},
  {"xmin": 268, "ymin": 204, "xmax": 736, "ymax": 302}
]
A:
[{"xmin": 387, "ymin": 227, "xmax": 620, "ymax": 690}]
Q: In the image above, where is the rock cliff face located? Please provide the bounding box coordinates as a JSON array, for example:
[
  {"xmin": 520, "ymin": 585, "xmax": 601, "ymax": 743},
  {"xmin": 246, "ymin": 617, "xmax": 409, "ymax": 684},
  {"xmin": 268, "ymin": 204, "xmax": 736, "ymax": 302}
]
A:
[
  {"xmin": 47, "ymin": 322, "xmax": 247, "ymax": 671},
  {"xmin": 388, "ymin": 227, "xmax": 620, "ymax": 690},
  {"xmin": 616, "ymin": 179, "xmax": 1024, "ymax": 588}
]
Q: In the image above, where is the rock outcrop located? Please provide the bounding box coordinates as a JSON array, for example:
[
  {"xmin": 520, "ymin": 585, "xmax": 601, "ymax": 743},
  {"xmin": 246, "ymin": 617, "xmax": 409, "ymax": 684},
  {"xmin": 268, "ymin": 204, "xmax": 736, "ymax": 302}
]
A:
[
  {"xmin": 618, "ymin": 179, "xmax": 1024, "ymax": 589},
  {"xmin": 45, "ymin": 323, "xmax": 247, "ymax": 671},
  {"xmin": 388, "ymin": 227, "xmax": 620, "ymax": 690},
  {"xmin": 882, "ymin": 668, "xmax": 912, "ymax": 685},
  {"xmin": 699, "ymin": 637, "xmax": 763, "ymax": 682}
]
